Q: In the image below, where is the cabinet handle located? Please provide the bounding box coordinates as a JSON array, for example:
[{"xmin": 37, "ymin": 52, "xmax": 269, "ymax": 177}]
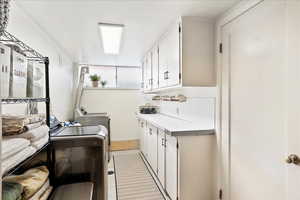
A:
[
  {"xmin": 149, "ymin": 128, "xmax": 152, "ymax": 135},
  {"xmin": 149, "ymin": 79, "xmax": 153, "ymax": 85},
  {"xmin": 164, "ymin": 71, "xmax": 169, "ymax": 80},
  {"xmin": 162, "ymin": 138, "xmax": 165, "ymax": 146}
]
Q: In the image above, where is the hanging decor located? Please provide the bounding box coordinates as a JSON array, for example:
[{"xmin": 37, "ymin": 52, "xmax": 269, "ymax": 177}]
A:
[{"xmin": 0, "ymin": 0, "xmax": 10, "ymax": 36}]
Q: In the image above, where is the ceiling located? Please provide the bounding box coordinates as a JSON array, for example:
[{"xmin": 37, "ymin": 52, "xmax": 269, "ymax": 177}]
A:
[{"xmin": 14, "ymin": 0, "xmax": 240, "ymax": 66}]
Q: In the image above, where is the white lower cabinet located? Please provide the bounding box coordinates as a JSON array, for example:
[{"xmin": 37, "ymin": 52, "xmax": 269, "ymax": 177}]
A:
[
  {"xmin": 138, "ymin": 119, "xmax": 145, "ymax": 155},
  {"xmin": 147, "ymin": 125, "xmax": 158, "ymax": 173},
  {"xmin": 157, "ymin": 129, "xmax": 165, "ymax": 187},
  {"xmin": 165, "ymin": 134, "xmax": 178, "ymax": 200},
  {"xmin": 139, "ymin": 119, "xmax": 215, "ymax": 200}
]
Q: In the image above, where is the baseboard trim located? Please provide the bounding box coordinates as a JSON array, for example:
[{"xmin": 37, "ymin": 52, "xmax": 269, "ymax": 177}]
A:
[{"xmin": 110, "ymin": 140, "xmax": 139, "ymax": 151}]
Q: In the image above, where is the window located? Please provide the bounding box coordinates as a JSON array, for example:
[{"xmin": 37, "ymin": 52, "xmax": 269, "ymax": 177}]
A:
[
  {"xmin": 117, "ymin": 67, "xmax": 141, "ymax": 89},
  {"xmin": 84, "ymin": 65, "xmax": 141, "ymax": 89}
]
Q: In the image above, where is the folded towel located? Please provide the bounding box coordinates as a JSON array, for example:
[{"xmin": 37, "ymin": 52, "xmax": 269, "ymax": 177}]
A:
[
  {"xmin": 2, "ymin": 138, "xmax": 30, "ymax": 161},
  {"xmin": 28, "ymin": 179, "xmax": 49, "ymax": 200},
  {"xmin": 39, "ymin": 186, "xmax": 53, "ymax": 200},
  {"xmin": 31, "ymin": 135, "xmax": 49, "ymax": 150},
  {"xmin": 2, "ymin": 182, "xmax": 23, "ymax": 200},
  {"xmin": 25, "ymin": 122, "xmax": 44, "ymax": 132},
  {"xmin": 2, "ymin": 147, "xmax": 37, "ymax": 176},
  {"xmin": 4, "ymin": 166, "xmax": 49, "ymax": 200},
  {"xmin": 2, "ymin": 114, "xmax": 46, "ymax": 136},
  {"xmin": 6, "ymin": 125, "xmax": 49, "ymax": 142}
]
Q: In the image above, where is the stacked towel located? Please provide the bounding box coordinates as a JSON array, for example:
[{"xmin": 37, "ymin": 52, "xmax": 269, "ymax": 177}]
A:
[
  {"xmin": 2, "ymin": 138, "xmax": 30, "ymax": 161},
  {"xmin": 4, "ymin": 166, "xmax": 50, "ymax": 200},
  {"xmin": 6, "ymin": 125, "xmax": 49, "ymax": 143},
  {"xmin": 2, "ymin": 182, "xmax": 23, "ymax": 200},
  {"xmin": 2, "ymin": 114, "xmax": 46, "ymax": 136},
  {"xmin": 28, "ymin": 180, "xmax": 52, "ymax": 200},
  {"xmin": 31, "ymin": 134, "xmax": 49, "ymax": 150},
  {"xmin": 2, "ymin": 147, "xmax": 37, "ymax": 176}
]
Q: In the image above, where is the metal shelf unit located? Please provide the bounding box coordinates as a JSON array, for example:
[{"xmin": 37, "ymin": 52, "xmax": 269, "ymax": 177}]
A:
[
  {"xmin": 1, "ymin": 30, "xmax": 51, "ymax": 177},
  {"xmin": 1, "ymin": 98, "xmax": 49, "ymax": 104}
]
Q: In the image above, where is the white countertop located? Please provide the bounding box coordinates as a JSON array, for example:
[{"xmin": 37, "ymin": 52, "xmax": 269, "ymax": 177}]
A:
[{"xmin": 136, "ymin": 113, "xmax": 215, "ymax": 136}]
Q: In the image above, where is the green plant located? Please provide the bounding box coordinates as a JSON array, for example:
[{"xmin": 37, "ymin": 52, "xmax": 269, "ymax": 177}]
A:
[
  {"xmin": 89, "ymin": 74, "xmax": 100, "ymax": 82},
  {"xmin": 101, "ymin": 80, "xmax": 107, "ymax": 87}
]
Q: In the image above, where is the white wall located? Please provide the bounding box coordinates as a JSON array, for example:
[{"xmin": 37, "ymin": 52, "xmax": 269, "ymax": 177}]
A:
[
  {"xmin": 81, "ymin": 89, "xmax": 143, "ymax": 141},
  {"xmin": 2, "ymin": 1, "xmax": 74, "ymax": 120}
]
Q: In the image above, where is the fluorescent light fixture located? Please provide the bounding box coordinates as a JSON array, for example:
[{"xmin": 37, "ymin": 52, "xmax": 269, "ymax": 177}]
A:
[{"xmin": 98, "ymin": 23, "xmax": 124, "ymax": 55}]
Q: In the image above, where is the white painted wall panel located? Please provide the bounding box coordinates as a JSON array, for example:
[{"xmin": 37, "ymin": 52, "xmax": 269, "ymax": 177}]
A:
[{"xmin": 81, "ymin": 89, "xmax": 143, "ymax": 141}]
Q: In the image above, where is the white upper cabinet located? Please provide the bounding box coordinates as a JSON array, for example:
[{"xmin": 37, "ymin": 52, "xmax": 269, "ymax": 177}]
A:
[
  {"xmin": 144, "ymin": 53, "xmax": 152, "ymax": 91},
  {"xmin": 165, "ymin": 23, "xmax": 180, "ymax": 87},
  {"xmin": 158, "ymin": 33, "xmax": 169, "ymax": 88},
  {"xmin": 152, "ymin": 46, "xmax": 159, "ymax": 89},
  {"xmin": 141, "ymin": 16, "xmax": 215, "ymax": 92}
]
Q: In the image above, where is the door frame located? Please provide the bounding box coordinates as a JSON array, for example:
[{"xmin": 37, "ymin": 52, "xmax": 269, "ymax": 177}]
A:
[{"xmin": 215, "ymin": 0, "xmax": 264, "ymax": 199}]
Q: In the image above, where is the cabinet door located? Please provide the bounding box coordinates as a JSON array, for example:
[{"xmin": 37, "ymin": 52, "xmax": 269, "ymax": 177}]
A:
[
  {"xmin": 142, "ymin": 57, "xmax": 148, "ymax": 91},
  {"xmin": 157, "ymin": 129, "xmax": 165, "ymax": 188},
  {"xmin": 165, "ymin": 134, "xmax": 178, "ymax": 200},
  {"xmin": 158, "ymin": 33, "xmax": 169, "ymax": 88},
  {"xmin": 167, "ymin": 23, "xmax": 180, "ymax": 87},
  {"xmin": 143, "ymin": 122, "xmax": 149, "ymax": 158},
  {"xmin": 145, "ymin": 53, "xmax": 152, "ymax": 91},
  {"xmin": 148, "ymin": 125, "xmax": 158, "ymax": 173},
  {"xmin": 152, "ymin": 46, "xmax": 159, "ymax": 89},
  {"xmin": 139, "ymin": 119, "xmax": 145, "ymax": 154}
]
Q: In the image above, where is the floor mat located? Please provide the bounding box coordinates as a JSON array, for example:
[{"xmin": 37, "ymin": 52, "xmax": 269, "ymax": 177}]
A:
[{"xmin": 114, "ymin": 152, "xmax": 165, "ymax": 200}]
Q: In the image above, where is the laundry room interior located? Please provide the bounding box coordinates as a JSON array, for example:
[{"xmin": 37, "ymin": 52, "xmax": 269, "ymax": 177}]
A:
[{"xmin": 1, "ymin": 0, "xmax": 300, "ymax": 200}]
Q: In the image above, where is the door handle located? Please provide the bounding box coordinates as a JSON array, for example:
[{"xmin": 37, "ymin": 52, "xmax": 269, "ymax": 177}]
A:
[{"xmin": 286, "ymin": 154, "xmax": 300, "ymax": 165}]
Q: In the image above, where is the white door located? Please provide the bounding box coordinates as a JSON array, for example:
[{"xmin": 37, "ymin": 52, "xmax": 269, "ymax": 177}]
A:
[
  {"xmin": 157, "ymin": 129, "xmax": 165, "ymax": 188},
  {"xmin": 158, "ymin": 32, "xmax": 169, "ymax": 88},
  {"xmin": 221, "ymin": 1, "xmax": 289, "ymax": 200},
  {"xmin": 286, "ymin": 2, "xmax": 300, "ymax": 200},
  {"xmin": 152, "ymin": 46, "xmax": 159, "ymax": 89},
  {"xmin": 166, "ymin": 23, "xmax": 180, "ymax": 87},
  {"xmin": 165, "ymin": 134, "xmax": 177, "ymax": 200}
]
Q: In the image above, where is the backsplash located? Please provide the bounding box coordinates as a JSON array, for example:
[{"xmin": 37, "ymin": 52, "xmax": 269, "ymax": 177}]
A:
[{"xmin": 142, "ymin": 87, "xmax": 216, "ymax": 127}]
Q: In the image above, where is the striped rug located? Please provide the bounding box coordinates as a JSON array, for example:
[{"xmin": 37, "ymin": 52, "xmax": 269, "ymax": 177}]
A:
[{"xmin": 114, "ymin": 152, "xmax": 165, "ymax": 200}]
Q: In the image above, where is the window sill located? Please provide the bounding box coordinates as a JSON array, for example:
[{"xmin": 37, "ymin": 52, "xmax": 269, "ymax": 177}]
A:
[{"xmin": 84, "ymin": 87, "xmax": 140, "ymax": 91}]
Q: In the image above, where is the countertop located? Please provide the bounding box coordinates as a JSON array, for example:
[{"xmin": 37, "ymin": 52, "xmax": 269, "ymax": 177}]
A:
[{"xmin": 136, "ymin": 113, "xmax": 215, "ymax": 136}]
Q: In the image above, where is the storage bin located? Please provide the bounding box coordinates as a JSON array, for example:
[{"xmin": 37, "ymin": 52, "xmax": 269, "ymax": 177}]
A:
[
  {"xmin": 27, "ymin": 61, "xmax": 45, "ymax": 98},
  {"xmin": 10, "ymin": 50, "xmax": 27, "ymax": 98},
  {"xmin": 0, "ymin": 43, "xmax": 11, "ymax": 98}
]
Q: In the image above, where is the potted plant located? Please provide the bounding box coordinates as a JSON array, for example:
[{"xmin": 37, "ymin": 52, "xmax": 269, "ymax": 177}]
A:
[
  {"xmin": 101, "ymin": 80, "xmax": 107, "ymax": 88},
  {"xmin": 89, "ymin": 74, "xmax": 101, "ymax": 87}
]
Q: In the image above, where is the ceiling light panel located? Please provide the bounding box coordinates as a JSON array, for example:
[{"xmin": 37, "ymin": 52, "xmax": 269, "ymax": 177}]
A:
[{"xmin": 98, "ymin": 23, "xmax": 124, "ymax": 55}]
